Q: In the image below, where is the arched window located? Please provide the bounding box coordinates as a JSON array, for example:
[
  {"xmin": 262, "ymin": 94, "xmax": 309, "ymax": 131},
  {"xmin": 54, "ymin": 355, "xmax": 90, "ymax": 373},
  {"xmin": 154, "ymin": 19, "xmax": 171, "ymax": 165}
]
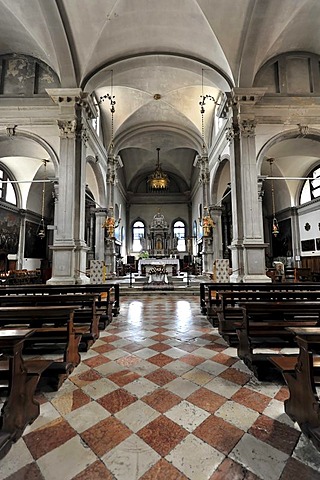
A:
[
  {"xmin": 0, "ymin": 165, "xmax": 17, "ymax": 205},
  {"xmin": 173, "ymin": 220, "xmax": 186, "ymax": 252},
  {"xmin": 132, "ymin": 220, "xmax": 145, "ymax": 252},
  {"xmin": 300, "ymin": 165, "xmax": 320, "ymax": 204}
]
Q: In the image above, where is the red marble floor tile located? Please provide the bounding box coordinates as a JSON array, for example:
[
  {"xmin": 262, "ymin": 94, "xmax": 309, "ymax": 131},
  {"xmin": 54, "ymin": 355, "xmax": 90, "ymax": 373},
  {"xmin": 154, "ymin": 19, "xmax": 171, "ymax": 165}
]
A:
[
  {"xmin": 194, "ymin": 415, "xmax": 244, "ymax": 455},
  {"xmin": 51, "ymin": 388, "xmax": 91, "ymax": 415},
  {"xmin": 231, "ymin": 387, "xmax": 271, "ymax": 413},
  {"xmin": 33, "ymin": 392, "xmax": 48, "ymax": 406},
  {"xmin": 81, "ymin": 417, "xmax": 131, "ymax": 456},
  {"xmin": 97, "ymin": 388, "xmax": 137, "ymax": 414},
  {"xmin": 210, "ymin": 457, "xmax": 261, "ymax": 480},
  {"xmin": 211, "ymin": 352, "xmax": 238, "ymax": 367},
  {"xmin": 275, "ymin": 386, "xmax": 290, "ymax": 401},
  {"xmin": 149, "ymin": 342, "xmax": 171, "ymax": 352},
  {"xmin": 187, "ymin": 387, "xmax": 227, "ymax": 413},
  {"xmin": 279, "ymin": 457, "xmax": 320, "ymax": 480},
  {"xmin": 200, "ymin": 333, "xmax": 220, "ymax": 342},
  {"xmin": 140, "ymin": 458, "xmax": 188, "ymax": 479},
  {"xmin": 180, "ymin": 354, "xmax": 206, "ymax": 366},
  {"xmin": 107, "ymin": 369, "xmax": 140, "ymax": 386},
  {"xmin": 147, "ymin": 353, "xmax": 174, "ymax": 367},
  {"xmin": 116, "ymin": 355, "xmax": 141, "ymax": 367},
  {"xmin": 249, "ymin": 415, "xmax": 300, "ymax": 455},
  {"xmin": 91, "ymin": 343, "xmax": 116, "ymax": 354},
  {"xmin": 83, "ymin": 354, "xmax": 111, "ymax": 368},
  {"xmin": 71, "ymin": 369, "xmax": 102, "ymax": 387},
  {"xmin": 142, "ymin": 388, "xmax": 181, "ymax": 413},
  {"xmin": 205, "ymin": 344, "xmax": 227, "ymax": 352},
  {"xmin": 102, "ymin": 334, "xmax": 122, "ymax": 343},
  {"xmin": 151, "ymin": 327, "xmax": 169, "ymax": 333},
  {"xmin": 137, "ymin": 415, "xmax": 188, "ymax": 456},
  {"xmin": 5, "ymin": 462, "xmax": 45, "ymax": 480},
  {"xmin": 144, "ymin": 368, "xmax": 177, "ymax": 386},
  {"xmin": 150, "ymin": 333, "xmax": 170, "ymax": 342},
  {"xmin": 72, "ymin": 460, "xmax": 114, "ymax": 480},
  {"xmin": 24, "ymin": 418, "xmax": 76, "ymax": 460},
  {"xmin": 219, "ymin": 368, "xmax": 251, "ymax": 385}
]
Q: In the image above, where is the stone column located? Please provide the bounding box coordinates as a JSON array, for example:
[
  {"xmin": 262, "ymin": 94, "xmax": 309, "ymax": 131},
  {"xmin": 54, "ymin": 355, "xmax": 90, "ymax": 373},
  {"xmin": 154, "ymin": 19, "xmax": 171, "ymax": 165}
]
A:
[
  {"xmin": 210, "ymin": 206, "xmax": 223, "ymax": 261},
  {"xmin": 95, "ymin": 209, "xmax": 108, "ymax": 261},
  {"xmin": 17, "ymin": 210, "xmax": 26, "ymax": 270},
  {"xmin": 227, "ymin": 89, "xmax": 269, "ymax": 283},
  {"xmin": 46, "ymin": 89, "xmax": 92, "ymax": 284},
  {"xmin": 195, "ymin": 154, "xmax": 214, "ymax": 274}
]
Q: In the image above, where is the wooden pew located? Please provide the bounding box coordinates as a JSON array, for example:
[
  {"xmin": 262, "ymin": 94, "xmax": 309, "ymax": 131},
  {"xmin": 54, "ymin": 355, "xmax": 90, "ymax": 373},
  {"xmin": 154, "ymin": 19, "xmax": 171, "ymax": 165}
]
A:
[
  {"xmin": 270, "ymin": 327, "xmax": 320, "ymax": 452},
  {"xmin": 217, "ymin": 290, "xmax": 320, "ymax": 345},
  {"xmin": 0, "ymin": 329, "xmax": 52, "ymax": 459},
  {"xmin": 236, "ymin": 300, "xmax": 320, "ymax": 378},
  {"xmin": 0, "ymin": 282, "xmax": 120, "ymax": 326},
  {"xmin": 203, "ymin": 282, "xmax": 320, "ymax": 325},
  {"xmin": 0, "ymin": 306, "xmax": 85, "ymax": 390},
  {"xmin": 0, "ymin": 293, "xmax": 100, "ymax": 350}
]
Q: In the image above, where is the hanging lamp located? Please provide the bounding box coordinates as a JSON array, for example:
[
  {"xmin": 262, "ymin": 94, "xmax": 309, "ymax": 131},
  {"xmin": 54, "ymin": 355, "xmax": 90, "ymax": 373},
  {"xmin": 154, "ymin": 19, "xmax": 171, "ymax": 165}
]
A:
[
  {"xmin": 267, "ymin": 158, "xmax": 279, "ymax": 237},
  {"xmin": 37, "ymin": 159, "xmax": 49, "ymax": 239},
  {"xmin": 148, "ymin": 148, "xmax": 169, "ymax": 191}
]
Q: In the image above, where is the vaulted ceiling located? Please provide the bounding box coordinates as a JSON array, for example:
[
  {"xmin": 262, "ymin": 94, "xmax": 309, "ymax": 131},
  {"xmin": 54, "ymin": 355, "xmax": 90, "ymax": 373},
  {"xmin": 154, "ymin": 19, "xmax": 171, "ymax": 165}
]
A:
[{"xmin": 0, "ymin": 0, "xmax": 319, "ymax": 192}]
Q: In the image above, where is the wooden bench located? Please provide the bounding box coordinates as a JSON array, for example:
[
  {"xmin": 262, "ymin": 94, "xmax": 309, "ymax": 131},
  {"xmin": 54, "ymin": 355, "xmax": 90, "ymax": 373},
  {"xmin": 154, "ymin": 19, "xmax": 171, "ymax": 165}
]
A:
[
  {"xmin": 203, "ymin": 282, "xmax": 320, "ymax": 325},
  {"xmin": 0, "ymin": 282, "xmax": 120, "ymax": 326},
  {"xmin": 0, "ymin": 329, "xmax": 52, "ymax": 459},
  {"xmin": 0, "ymin": 306, "xmax": 85, "ymax": 390},
  {"xmin": 217, "ymin": 290, "xmax": 320, "ymax": 345},
  {"xmin": 270, "ymin": 327, "xmax": 320, "ymax": 452},
  {"xmin": 236, "ymin": 301, "xmax": 320, "ymax": 378},
  {"xmin": 0, "ymin": 293, "xmax": 100, "ymax": 350}
]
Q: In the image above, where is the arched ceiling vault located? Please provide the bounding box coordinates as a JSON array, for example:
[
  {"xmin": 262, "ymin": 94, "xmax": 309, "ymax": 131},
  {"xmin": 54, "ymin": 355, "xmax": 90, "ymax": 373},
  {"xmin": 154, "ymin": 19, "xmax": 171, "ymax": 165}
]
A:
[{"xmin": 0, "ymin": 0, "xmax": 319, "ymax": 192}]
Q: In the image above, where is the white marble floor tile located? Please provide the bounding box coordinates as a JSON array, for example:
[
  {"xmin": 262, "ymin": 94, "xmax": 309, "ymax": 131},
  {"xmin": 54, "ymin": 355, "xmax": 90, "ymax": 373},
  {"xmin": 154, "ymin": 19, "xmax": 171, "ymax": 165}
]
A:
[
  {"xmin": 165, "ymin": 377, "xmax": 199, "ymax": 398},
  {"xmin": 24, "ymin": 402, "xmax": 61, "ymax": 434},
  {"xmin": 192, "ymin": 347, "xmax": 218, "ymax": 359},
  {"xmin": 124, "ymin": 377, "xmax": 158, "ymax": 397},
  {"xmin": 246, "ymin": 377, "xmax": 282, "ymax": 398},
  {"xmin": 94, "ymin": 361, "xmax": 123, "ymax": 376},
  {"xmin": 115, "ymin": 400, "xmax": 159, "ymax": 432},
  {"xmin": 164, "ymin": 360, "xmax": 194, "ymax": 375},
  {"xmin": 164, "ymin": 347, "xmax": 187, "ymax": 359},
  {"xmin": 166, "ymin": 434, "xmax": 224, "ymax": 480},
  {"xmin": 215, "ymin": 400, "xmax": 259, "ymax": 431},
  {"xmin": 37, "ymin": 436, "xmax": 97, "ymax": 480},
  {"xmin": 197, "ymin": 359, "xmax": 229, "ymax": 376},
  {"xmin": 263, "ymin": 398, "xmax": 299, "ymax": 428},
  {"xmin": 165, "ymin": 400, "xmax": 210, "ymax": 432},
  {"xmin": 229, "ymin": 433, "xmax": 289, "ymax": 480},
  {"xmin": 104, "ymin": 349, "xmax": 128, "ymax": 360},
  {"xmin": 292, "ymin": 433, "xmax": 320, "ymax": 472},
  {"xmin": 81, "ymin": 377, "xmax": 118, "ymax": 399},
  {"xmin": 0, "ymin": 438, "xmax": 34, "ymax": 480},
  {"xmin": 182, "ymin": 368, "xmax": 213, "ymax": 386},
  {"xmin": 102, "ymin": 434, "xmax": 160, "ymax": 480},
  {"xmin": 64, "ymin": 401, "xmax": 110, "ymax": 433},
  {"xmin": 221, "ymin": 347, "xmax": 239, "ymax": 358},
  {"xmin": 134, "ymin": 348, "xmax": 158, "ymax": 359},
  {"xmin": 129, "ymin": 359, "xmax": 159, "ymax": 376},
  {"xmin": 204, "ymin": 376, "xmax": 242, "ymax": 398}
]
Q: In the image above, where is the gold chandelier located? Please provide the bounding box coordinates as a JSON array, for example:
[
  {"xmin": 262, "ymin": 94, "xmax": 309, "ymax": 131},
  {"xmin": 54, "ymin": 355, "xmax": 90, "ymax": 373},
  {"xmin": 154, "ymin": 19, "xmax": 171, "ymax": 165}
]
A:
[{"xmin": 148, "ymin": 148, "xmax": 169, "ymax": 191}]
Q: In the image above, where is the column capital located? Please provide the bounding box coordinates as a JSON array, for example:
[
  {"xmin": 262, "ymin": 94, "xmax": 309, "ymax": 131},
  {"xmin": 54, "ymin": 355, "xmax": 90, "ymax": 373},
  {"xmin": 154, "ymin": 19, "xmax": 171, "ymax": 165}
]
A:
[{"xmin": 240, "ymin": 118, "xmax": 257, "ymax": 137}]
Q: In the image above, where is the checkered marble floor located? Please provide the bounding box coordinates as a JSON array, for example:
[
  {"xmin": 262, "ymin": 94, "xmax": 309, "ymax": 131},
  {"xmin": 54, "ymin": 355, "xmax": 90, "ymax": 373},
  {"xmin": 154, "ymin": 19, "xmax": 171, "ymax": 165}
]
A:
[{"xmin": 1, "ymin": 295, "xmax": 320, "ymax": 480}]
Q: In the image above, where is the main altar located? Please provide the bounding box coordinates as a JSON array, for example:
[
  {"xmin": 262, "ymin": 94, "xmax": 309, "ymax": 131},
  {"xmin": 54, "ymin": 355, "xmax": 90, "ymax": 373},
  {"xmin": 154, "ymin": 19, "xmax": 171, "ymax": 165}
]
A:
[{"xmin": 138, "ymin": 258, "xmax": 180, "ymax": 275}]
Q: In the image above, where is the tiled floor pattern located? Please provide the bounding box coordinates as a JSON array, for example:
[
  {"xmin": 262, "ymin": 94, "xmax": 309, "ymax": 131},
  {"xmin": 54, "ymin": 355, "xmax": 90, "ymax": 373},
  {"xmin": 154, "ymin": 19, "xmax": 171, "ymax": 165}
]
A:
[{"xmin": 1, "ymin": 295, "xmax": 320, "ymax": 480}]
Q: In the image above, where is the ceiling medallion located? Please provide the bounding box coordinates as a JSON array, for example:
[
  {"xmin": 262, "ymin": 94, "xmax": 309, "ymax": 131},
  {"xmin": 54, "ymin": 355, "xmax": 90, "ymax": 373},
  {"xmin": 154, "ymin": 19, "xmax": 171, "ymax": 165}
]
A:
[
  {"xmin": 153, "ymin": 94, "xmax": 161, "ymax": 100},
  {"xmin": 148, "ymin": 148, "xmax": 169, "ymax": 191}
]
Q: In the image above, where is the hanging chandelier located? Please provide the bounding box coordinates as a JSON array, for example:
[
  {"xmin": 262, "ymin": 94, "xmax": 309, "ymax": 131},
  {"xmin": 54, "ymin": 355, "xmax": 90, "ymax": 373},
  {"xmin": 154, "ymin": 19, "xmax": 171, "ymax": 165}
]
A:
[
  {"xmin": 267, "ymin": 158, "xmax": 279, "ymax": 237},
  {"xmin": 37, "ymin": 159, "xmax": 49, "ymax": 240},
  {"xmin": 148, "ymin": 148, "xmax": 169, "ymax": 191}
]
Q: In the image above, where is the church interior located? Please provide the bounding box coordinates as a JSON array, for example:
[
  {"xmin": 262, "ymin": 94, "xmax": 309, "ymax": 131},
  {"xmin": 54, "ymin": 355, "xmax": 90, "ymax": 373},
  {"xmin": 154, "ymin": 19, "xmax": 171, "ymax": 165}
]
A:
[{"xmin": 0, "ymin": 0, "xmax": 320, "ymax": 478}]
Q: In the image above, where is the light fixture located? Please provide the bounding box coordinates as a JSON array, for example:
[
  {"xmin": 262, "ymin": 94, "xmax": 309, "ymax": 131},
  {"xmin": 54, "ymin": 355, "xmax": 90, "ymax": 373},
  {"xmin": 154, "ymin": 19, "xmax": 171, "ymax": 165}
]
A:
[
  {"xmin": 267, "ymin": 158, "xmax": 279, "ymax": 237},
  {"xmin": 147, "ymin": 148, "xmax": 169, "ymax": 191},
  {"xmin": 98, "ymin": 70, "xmax": 116, "ymax": 154},
  {"xmin": 199, "ymin": 68, "xmax": 219, "ymax": 154},
  {"xmin": 37, "ymin": 159, "xmax": 49, "ymax": 240}
]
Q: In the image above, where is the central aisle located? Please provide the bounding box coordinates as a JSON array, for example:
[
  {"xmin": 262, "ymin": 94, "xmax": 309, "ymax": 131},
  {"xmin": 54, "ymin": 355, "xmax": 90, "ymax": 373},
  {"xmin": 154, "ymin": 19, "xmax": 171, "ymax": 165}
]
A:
[{"xmin": 1, "ymin": 295, "xmax": 320, "ymax": 480}]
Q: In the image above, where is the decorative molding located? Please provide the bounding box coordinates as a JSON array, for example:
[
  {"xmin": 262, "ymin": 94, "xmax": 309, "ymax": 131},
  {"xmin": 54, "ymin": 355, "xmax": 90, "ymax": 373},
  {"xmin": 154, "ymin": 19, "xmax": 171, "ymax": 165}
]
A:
[
  {"xmin": 57, "ymin": 119, "xmax": 78, "ymax": 138},
  {"xmin": 297, "ymin": 123, "xmax": 309, "ymax": 137},
  {"xmin": 6, "ymin": 125, "xmax": 17, "ymax": 137},
  {"xmin": 240, "ymin": 119, "xmax": 257, "ymax": 137}
]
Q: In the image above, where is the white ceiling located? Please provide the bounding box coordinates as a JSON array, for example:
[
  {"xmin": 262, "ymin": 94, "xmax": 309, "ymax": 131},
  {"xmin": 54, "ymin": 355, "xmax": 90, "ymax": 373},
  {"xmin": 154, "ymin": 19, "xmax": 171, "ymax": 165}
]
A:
[{"xmin": 0, "ymin": 0, "xmax": 319, "ymax": 191}]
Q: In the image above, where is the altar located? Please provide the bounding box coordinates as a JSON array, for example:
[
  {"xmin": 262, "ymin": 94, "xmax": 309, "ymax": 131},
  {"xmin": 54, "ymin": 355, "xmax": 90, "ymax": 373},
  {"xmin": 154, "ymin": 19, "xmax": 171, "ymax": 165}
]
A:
[{"xmin": 138, "ymin": 258, "xmax": 180, "ymax": 275}]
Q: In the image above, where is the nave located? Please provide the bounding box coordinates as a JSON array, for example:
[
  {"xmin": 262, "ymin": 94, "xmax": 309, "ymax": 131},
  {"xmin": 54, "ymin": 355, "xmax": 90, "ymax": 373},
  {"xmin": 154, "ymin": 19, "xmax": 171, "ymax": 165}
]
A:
[{"xmin": 1, "ymin": 295, "xmax": 320, "ymax": 480}]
